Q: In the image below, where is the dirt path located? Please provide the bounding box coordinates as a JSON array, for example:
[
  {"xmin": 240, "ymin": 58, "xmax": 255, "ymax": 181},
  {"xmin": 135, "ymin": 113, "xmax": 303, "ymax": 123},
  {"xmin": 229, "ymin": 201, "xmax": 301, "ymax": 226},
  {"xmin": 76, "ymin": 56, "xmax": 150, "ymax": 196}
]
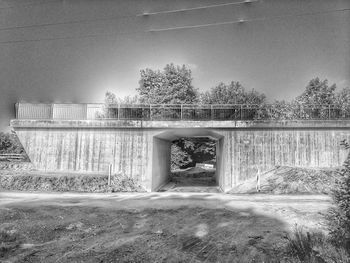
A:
[{"xmin": 0, "ymin": 192, "xmax": 332, "ymax": 262}]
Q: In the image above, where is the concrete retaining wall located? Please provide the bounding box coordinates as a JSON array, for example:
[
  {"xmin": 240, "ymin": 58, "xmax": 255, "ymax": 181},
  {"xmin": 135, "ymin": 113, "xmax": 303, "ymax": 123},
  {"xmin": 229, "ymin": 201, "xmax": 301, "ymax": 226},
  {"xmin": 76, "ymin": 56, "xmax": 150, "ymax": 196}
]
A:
[{"xmin": 12, "ymin": 120, "xmax": 350, "ymax": 192}]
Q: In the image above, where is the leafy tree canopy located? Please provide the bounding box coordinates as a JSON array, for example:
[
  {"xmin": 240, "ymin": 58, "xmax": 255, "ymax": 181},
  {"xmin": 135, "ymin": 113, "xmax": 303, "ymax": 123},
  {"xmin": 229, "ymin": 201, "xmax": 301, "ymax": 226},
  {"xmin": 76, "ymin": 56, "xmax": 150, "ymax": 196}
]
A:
[
  {"xmin": 171, "ymin": 137, "xmax": 216, "ymax": 169},
  {"xmin": 104, "ymin": 91, "xmax": 140, "ymax": 105},
  {"xmin": 295, "ymin": 77, "xmax": 336, "ymax": 105},
  {"xmin": 137, "ymin": 63, "xmax": 198, "ymax": 104},
  {"xmin": 199, "ymin": 81, "xmax": 266, "ymax": 105}
]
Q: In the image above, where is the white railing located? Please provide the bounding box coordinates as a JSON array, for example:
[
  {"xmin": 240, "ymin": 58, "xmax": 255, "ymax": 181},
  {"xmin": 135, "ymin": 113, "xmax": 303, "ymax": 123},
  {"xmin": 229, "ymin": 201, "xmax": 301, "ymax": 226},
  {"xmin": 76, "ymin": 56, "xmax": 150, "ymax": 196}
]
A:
[{"xmin": 15, "ymin": 103, "xmax": 350, "ymax": 121}]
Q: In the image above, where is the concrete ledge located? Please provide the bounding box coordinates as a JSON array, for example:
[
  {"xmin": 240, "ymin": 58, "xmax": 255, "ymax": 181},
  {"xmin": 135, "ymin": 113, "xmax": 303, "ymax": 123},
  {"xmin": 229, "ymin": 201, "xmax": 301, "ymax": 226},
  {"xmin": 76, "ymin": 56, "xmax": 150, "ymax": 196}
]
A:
[{"xmin": 10, "ymin": 119, "xmax": 350, "ymax": 129}]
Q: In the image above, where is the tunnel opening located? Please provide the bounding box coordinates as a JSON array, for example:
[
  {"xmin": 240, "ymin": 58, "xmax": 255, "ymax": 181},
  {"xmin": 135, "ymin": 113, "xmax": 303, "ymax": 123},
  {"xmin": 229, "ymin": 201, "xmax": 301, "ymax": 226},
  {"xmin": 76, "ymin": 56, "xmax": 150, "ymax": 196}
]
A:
[
  {"xmin": 151, "ymin": 129, "xmax": 224, "ymax": 192},
  {"xmin": 169, "ymin": 137, "xmax": 218, "ymax": 192}
]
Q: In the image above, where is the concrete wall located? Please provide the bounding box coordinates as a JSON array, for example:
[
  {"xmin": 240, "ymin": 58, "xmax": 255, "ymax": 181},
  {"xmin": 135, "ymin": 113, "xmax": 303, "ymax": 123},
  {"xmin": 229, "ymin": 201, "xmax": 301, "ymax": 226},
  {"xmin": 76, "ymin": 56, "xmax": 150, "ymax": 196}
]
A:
[
  {"xmin": 215, "ymin": 138, "xmax": 225, "ymax": 191},
  {"xmin": 12, "ymin": 120, "xmax": 350, "ymax": 192},
  {"xmin": 219, "ymin": 129, "xmax": 350, "ymax": 189},
  {"xmin": 15, "ymin": 128, "xmax": 154, "ymax": 190},
  {"xmin": 152, "ymin": 137, "xmax": 171, "ymax": 191}
]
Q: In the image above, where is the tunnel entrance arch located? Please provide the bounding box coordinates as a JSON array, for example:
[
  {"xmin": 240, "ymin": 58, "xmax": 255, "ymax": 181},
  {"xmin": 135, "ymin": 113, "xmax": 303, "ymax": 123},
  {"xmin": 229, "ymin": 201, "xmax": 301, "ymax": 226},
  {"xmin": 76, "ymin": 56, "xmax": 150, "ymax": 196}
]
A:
[{"xmin": 151, "ymin": 129, "xmax": 225, "ymax": 192}]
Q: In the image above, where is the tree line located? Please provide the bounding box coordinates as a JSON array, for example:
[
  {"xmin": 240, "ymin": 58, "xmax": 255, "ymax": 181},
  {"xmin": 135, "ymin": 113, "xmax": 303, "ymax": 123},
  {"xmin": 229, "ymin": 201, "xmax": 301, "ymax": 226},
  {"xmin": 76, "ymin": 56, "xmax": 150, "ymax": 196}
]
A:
[
  {"xmin": 104, "ymin": 63, "xmax": 349, "ymax": 109},
  {"xmin": 102, "ymin": 63, "xmax": 349, "ymax": 170}
]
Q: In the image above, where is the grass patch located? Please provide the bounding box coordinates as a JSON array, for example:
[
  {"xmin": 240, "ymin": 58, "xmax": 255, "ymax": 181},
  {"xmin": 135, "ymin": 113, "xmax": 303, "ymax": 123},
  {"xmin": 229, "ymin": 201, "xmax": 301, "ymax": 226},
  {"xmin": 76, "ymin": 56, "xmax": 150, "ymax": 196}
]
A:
[
  {"xmin": 284, "ymin": 226, "xmax": 350, "ymax": 262},
  {"xmin": 230, "ymin": 166, "xmax": 340, "ymax": 194},
  {"xmin": 0, "ymin": 226, "xmax": 22, "ymax": 258},
  {"xmin": 0, "ymin": 172, "xmax": 145, "ymax": 193}
]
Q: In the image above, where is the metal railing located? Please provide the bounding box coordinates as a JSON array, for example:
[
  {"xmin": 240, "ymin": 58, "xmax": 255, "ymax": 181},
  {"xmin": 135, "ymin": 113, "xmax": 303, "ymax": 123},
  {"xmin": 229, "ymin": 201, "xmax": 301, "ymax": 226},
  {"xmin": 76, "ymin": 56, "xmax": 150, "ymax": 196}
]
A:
[{"xmin": 15, "ymin": 103, "xmax": 350, "ymax": 121}]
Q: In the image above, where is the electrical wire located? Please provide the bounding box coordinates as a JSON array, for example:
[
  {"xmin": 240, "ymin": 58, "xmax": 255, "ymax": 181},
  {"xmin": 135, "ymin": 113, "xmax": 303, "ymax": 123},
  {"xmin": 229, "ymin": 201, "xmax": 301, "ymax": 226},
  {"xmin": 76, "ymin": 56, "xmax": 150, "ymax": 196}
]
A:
[
  {"xmin": 0, "ymin": 7, "xmax": 348, "ymax": 44},
  {"xmin": 137, "ymin": 0, "xmax": 258, "ymax": 16},
  {"xmin": 0, "ymin": 1, "xmax": 256, "ymax": 32},
  {"xmin": 148, "ymin": 7, "xmax": 350, "ymax": 32}
]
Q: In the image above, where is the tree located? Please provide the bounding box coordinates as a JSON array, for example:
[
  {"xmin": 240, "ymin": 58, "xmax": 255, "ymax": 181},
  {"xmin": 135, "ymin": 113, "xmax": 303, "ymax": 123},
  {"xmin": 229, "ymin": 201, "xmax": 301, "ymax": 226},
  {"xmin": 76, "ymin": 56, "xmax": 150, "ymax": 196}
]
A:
[
  {"xmin": 295, "ymin": 78, "xmax": 336, "ymax": 105},
  {"xmin": 97, "ymin": 91, "xmax": 140, "ymax": 118},
  {"xmin": 171, "ymin": 143, "xmax": 192, "ymax": 170},
  {"xmin": 327, "ymin": 140, "xmax": 350, "ymax": 250},
  {"xmin": 336, "ymin": 87, "xmax": 350, "ymax": 118},
  {"xmin": 104, "ymin": 91, "xmax": 140, "ymax": 105},
  {"xmin": 137, "ymin": 63, "xmax": 198, "ymax": 104},
  {"xmin": 171, "ymin": 137, "xmax": 216, "ymax": 170},
  {"xmin": 199, "ymin": 81, "xmax": 265, "ymax": 105},
  {"xmin": 0, "ymin": 132, "xmax": 27, "ymax": 155},
  {"xmin": 294, "ymin": 78, "xmax": 337, "ymax": 119}
]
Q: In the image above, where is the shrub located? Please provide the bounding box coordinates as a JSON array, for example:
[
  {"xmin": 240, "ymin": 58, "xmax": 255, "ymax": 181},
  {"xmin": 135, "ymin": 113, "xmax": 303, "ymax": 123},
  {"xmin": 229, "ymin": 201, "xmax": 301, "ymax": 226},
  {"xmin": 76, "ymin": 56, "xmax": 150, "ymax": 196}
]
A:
[
  {"xmin": 285, "ymin": 226, "xmax": 349, "ymax": 263},
  {"xmin": 327, "ymin": 140, "xmax": 350, "ymax": 250}
]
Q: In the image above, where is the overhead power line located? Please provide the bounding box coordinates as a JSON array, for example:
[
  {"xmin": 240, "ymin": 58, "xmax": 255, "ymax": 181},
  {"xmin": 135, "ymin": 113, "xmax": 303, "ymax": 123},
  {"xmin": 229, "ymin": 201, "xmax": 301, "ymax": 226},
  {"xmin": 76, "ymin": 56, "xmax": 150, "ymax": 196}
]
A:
[
  {"xmin": 148, "ymin": 7, "xmax": 350, "ymax": 32},
  {"xmin": 0, "ymin": 7, "xmax": 348, "ymax": 45},
  {"xmin": 137, "ymin": 0, "xmax": 258, "ymax": 16},
  {"xmin": 0, "ymin": 0, "xmax": 256, "ymax": 32}
]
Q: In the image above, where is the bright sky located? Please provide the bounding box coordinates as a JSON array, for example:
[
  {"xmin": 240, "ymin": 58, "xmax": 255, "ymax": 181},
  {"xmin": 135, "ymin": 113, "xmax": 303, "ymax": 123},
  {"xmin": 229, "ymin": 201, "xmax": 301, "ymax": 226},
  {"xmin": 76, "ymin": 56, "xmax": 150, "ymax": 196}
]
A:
[{"xmin": 0, "ymin": 0, "xmax": 349, "ymax": 130}]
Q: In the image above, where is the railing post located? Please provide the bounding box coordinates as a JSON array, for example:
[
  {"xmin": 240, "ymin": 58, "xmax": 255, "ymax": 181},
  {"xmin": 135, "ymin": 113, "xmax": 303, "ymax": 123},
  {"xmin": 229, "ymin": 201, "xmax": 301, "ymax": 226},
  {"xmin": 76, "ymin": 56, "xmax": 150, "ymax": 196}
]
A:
[
  {"xmin": 15, "ymin": 103, "xmax": 19, "ymax": 119},
  {"xmin": 150, "ymin": 105, "xmax": 152, "ymax": 120},
  {"xmin": 211, "ymin": 105, "xmax": 214, "ymax": 120},
  {"xmin": 180, "ymin": 104, "xmax": 183, "ymax": 120},
  {"xmin": 328, "ymin": 104, "xmax": 331, "ymax": 119},
  {"xmin": 240, "ymin": 105, "xmax": 243, "ymax": 120},
  {"xmin": 50, "ymin": 104, "xmax": 54, "ymax": 119},
  {"xmin": 117, "ymin": 104, "xmax": 120, "ymax": 120},
  {"xmin": 84, "ymin": 103, "xmax": 88, "ymax": 120}
]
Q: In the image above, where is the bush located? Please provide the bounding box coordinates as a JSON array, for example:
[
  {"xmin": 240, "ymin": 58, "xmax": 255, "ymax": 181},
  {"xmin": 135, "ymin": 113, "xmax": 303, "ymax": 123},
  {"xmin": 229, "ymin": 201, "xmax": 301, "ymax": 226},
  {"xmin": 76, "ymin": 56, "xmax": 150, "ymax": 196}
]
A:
[
  {"xmin": 0, "ymin": 132, "xmax": 26, "ymax": 155},
  {"xmin": 327, "ymin": 140, "xmax": 350, "ymax": 250}
]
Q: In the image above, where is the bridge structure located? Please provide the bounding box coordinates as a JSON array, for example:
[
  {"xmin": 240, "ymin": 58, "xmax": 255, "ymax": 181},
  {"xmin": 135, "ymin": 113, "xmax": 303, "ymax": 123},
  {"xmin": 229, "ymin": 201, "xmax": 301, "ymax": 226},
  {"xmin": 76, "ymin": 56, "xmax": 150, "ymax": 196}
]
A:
[{"xmin": 10, "ymin": 102, "xmax": 350, "ymax": 192}]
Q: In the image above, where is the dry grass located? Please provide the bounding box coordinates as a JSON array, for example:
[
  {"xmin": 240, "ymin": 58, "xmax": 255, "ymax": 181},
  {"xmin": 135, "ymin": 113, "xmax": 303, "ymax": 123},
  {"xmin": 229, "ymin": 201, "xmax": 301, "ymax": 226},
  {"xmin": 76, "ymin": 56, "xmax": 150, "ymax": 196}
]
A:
[
  {"xmin": 0, "ymin": 172, "xmax": 145, "ymax": 193},
  {"xmin": 284, "ymin": 226, "xmax": 350, "ymax": 263},
  {"xmin": 230, "ymin": 166, "xmax": 340, "ymax": 194}
]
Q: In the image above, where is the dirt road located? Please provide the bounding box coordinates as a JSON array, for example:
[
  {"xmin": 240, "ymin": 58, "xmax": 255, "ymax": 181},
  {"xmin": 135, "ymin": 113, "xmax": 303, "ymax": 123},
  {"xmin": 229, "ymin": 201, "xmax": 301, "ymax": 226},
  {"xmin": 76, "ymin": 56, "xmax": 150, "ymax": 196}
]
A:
[{"xmin": 0, "ymin": 192, "xmax": 332, "ymax": 262}]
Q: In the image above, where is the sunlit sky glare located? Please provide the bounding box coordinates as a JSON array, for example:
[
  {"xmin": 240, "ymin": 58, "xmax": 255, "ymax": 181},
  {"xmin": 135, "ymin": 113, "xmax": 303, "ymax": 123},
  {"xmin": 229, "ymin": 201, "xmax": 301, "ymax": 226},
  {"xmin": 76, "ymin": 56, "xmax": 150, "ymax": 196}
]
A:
[{"xmin": 0, "ymin": 0, "xmax": 349, "ymax": 130}]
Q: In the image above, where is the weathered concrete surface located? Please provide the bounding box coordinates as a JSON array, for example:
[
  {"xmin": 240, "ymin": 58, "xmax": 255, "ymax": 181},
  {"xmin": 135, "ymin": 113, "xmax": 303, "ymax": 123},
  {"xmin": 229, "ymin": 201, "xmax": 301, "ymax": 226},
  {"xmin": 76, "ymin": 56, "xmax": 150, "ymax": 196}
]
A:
[
  {"xmin": 152, "ymin": 137, "xmax": 171, "ymax": 191},
  {"xmin": 11, "ymin": 120, "xmax": 350, "ymax": 192},
  {"xmin": 11, "ymin": 119, "xmax": 350, "ymax": 129}
]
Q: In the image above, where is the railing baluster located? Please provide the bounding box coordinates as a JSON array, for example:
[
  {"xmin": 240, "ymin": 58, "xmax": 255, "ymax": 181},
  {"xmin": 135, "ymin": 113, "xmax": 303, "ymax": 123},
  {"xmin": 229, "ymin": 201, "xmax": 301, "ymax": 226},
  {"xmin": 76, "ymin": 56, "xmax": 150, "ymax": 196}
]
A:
[{"xmin": 180, "ymin": 104, "xmax": 183, "ymax": 120}]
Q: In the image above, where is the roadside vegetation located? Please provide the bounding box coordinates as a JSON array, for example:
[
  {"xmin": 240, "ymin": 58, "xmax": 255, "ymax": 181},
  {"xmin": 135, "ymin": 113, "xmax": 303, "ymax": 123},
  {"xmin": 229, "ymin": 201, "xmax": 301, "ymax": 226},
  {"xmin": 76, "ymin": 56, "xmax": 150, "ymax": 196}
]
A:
[
  {"xmin": 279, "ymin": 140, "xmax": 350, "ymax": 262},
  {"xmin": 230, "ymin": 166, "xmax": 340, "ymax": 195},
  {"xmin": 0, "ymin": 169, "xmax": 144, "ymax": 193}
]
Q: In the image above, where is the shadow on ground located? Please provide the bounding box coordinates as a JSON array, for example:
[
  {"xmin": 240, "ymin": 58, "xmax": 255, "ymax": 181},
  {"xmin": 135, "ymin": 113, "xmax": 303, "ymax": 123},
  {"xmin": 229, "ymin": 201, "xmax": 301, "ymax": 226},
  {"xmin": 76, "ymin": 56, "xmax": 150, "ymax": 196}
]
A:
[{"xmin": 0, "ymin": 194, "xmax": 292, "ymax": 262}]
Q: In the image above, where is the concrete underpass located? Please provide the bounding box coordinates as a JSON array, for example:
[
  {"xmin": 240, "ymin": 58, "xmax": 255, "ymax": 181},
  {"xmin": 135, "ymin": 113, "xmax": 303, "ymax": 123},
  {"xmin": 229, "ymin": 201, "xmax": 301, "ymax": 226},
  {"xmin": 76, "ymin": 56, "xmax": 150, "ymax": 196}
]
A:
[
  {"xmin": 11, "ymin": 103, "xmax": 350, "ymax": 193},
  {"xmin": 151, "ymin": 129, "xmax": 224, "ymax": 192}
]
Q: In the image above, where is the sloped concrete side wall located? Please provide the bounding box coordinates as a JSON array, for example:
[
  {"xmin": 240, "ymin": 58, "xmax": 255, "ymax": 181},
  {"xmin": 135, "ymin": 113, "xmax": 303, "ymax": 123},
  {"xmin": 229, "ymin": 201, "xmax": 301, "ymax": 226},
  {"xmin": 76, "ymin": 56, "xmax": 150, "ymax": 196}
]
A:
[
  {"xmin": 152, "ymin": 138, "xmax": 171, "ymax": 191},
  {"xmin": 15, "ymin": 128, "xmax": 154, "ymax": 190},
  {"xmin": 215, "ymin": 137, "xmax": 226, "ymax": 191}
]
